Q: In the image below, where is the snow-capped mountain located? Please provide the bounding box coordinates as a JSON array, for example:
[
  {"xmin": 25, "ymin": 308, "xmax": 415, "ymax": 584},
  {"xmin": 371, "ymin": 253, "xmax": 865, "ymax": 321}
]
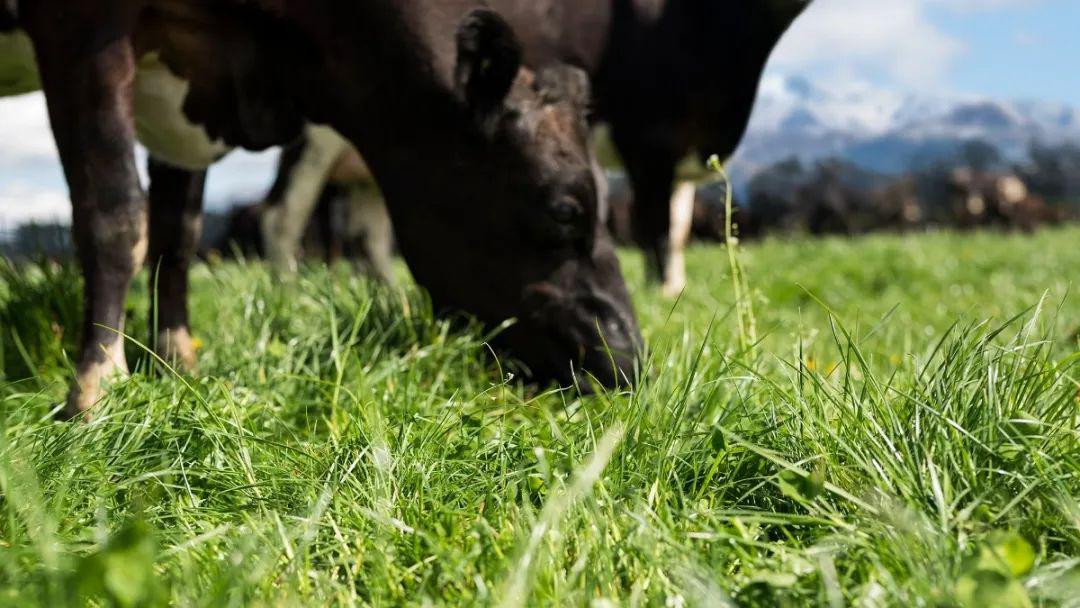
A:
[{"xmin": 728, "ymin": 74, "xmax": 1080, "ymax": 185}]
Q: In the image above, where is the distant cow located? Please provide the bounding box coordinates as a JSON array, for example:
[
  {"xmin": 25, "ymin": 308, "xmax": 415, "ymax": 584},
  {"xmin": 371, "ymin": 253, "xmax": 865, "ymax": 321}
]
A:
[
  {"xmin": 255, "ymin": 125, "xmax": 394, "ymax": 281},
  {"xmin": 264, "ymin": 0, "xmax": 812, "ymax": 296},
  {"xmin": 747, "ymin": 158, "xmax": 927, "ymax": 235},
  {"xmin": 946, "ymin": 168, "xmax": 1064, "ymax": 232},
  {"xmin": 797, "ymin": 160, "xmax": 897, "ymax": 235},
  {"xmin": 2, "ymin": 2, "xmax": 640, "ymax": 419},
  {"xmin": 874, "ymin": 178, "xmax": 926, "ymax": 232}
]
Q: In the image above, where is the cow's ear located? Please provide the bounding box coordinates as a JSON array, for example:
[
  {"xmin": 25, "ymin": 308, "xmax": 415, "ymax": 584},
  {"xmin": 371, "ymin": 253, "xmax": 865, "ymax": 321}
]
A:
[{"xmin": 454, "ymin": 8, "xmax": 523, "ymax": 120}]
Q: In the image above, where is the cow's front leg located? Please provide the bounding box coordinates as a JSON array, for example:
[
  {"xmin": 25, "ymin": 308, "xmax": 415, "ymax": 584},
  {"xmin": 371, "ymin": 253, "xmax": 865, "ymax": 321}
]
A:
[
  {"xmin": 24, "ymin": 10, "xmax": 145, "ymax": 420},
  {"xmin": 147, "ymin": 158, "xmax": 206, "ymax": 372}
]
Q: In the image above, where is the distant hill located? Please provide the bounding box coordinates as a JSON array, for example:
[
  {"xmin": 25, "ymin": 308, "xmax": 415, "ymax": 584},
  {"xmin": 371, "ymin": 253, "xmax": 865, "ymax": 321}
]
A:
[{"xmin": 728, "ymin": 75, "xmax": 1080, "ymax": 188}]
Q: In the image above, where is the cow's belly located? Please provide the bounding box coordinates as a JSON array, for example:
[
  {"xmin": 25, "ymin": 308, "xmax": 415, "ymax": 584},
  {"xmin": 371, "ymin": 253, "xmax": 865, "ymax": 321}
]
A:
[
  {"xmin": 0, "ymin": 30, "xmax": 41, "ymax": 97},
  {"xmin": 133, "ymin": 53, "xmax": 231, "ymax": 170},
  {"xmin": 0, "ymin": 35, "xmax": 228, "ymax": 170}
]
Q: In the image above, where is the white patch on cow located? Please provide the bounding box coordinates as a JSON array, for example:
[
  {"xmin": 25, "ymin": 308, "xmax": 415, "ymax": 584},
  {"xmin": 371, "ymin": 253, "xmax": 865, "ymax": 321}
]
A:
[
  {"xmin": 132, "ymin": 52, "xmax": 230, "ymax": 171},
  {"xmin": 997, "ymin": 175, "xmax": 1028, "ymax": 206},
  {"xmin": 903, "ymin": 198, "xmax": 922, "ymax": 223},
  {"xmin": 262, "ymin": 124, "xmax": 350, "ymax": 272},
  {"xmin": 0, "ymin": 30, "xmax": 41, "ymax": 97},
  {"xmin": 591, "ymin": 158, "xmax": 610, "ymax": 223},
  {"xmin": 663, "ymin": 181, "xmax": 696, "ymax": 299},
  {"xmin": 966, "ymin": 194, "xmax": 986, "ymax": 216}
]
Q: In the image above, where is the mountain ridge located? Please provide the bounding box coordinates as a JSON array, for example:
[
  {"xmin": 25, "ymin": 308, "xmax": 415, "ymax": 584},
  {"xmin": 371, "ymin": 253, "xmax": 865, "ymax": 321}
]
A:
[{"xmin": 728, "ymin": 74, "xmax": 1080, "ymax": 187}]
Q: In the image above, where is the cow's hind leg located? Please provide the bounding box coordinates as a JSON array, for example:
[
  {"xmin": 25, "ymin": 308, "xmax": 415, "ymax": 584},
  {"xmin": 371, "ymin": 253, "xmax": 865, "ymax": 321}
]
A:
[
  {"xmin": 24, "ymin": 7, "xmax": 145, "ymax": 420},
  {"xmin": 262, "ymin": 125, "xmax": 349, "ymax": 272},
  {"xmin": 347, "ymin": 187, "xmax": 396, "ymax": 284},
  {"xmin": 663, "ymin": 181, "xmax": 696, "ymax": 298},
  {"xmin": 613, "ymin": 131, "xmax": 680, "ymax": 288},
  {"xmin": 147, "ymin": 158, "xmax": 206, "ymax": 372}
]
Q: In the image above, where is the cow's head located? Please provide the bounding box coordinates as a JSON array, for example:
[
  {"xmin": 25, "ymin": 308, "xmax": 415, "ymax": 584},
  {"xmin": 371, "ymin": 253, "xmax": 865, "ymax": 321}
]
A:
[{"xmin": 386, "ymin": 9, "xmax": 641, "ymax": 389}]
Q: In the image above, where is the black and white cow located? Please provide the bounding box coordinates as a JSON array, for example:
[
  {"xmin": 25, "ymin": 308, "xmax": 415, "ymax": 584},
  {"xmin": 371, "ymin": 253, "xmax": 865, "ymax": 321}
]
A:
[
  {"xmin": 259, "ymin": 125, "xmax": 394, "ymax": 281},
  {"xmin": 204, "ymin": 125, "xmax": 395, "ymax": 280},
  {"xmin": 1, "ymin": 1, "xmax": 641, "ymax": 419}
]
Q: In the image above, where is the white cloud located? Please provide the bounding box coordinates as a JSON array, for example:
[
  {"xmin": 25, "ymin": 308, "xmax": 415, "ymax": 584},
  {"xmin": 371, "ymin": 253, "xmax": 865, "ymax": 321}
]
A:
[
  {"xmin": 770, "ymin": 0, "xmax": 1046, "ymax": 91},
  {"xmin": 0, "ymin": 93, "xmax": 58, "ymax": 163},
  {"xmin": 771, "ymin": 0, "xmax": 964, "ymax": 90},
  {"xmin": 0, "ymin": 183, "xmax": 71, "ymax": 226},
  {"xmin": 0, "ymin": 92, "xmax": 277, "ymax": 226}
]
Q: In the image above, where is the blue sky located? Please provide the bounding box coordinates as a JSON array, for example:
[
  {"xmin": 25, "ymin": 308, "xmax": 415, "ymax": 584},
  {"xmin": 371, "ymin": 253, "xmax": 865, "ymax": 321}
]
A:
[
  {"xmin": 770, "ymin": 0, "xmax": 1080, "ymax": 104},
  {"xmin": 930, "ymin": 1, "xmax": 1080, "ymax": 105},
  {"xmin": 0, "ymin": 0, "xmax": 1077, "ymax": 225}
]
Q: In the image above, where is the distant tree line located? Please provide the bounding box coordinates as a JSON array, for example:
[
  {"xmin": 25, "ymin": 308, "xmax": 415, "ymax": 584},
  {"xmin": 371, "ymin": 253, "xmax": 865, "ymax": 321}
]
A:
[
  {"xmin": 731, "ymin": 139, "xmax": 1078, "ymax": 238},
  {"xmin": 3, "ymin": 139, "xmax": 1078, "ymax": 261}
]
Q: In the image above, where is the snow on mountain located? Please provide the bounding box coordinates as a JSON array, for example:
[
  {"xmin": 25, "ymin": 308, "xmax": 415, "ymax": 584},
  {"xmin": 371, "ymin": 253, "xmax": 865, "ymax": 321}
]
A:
[{"xmin": 728, "ymin": 74, "xmax": 1080, "ymax": 186}]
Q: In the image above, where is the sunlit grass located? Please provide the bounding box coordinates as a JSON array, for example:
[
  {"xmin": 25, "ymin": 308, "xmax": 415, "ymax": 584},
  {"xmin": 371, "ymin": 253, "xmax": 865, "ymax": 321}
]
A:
[{"xmin": 1, "ymin": 227, "xmax": 1078, "ymax": 606}]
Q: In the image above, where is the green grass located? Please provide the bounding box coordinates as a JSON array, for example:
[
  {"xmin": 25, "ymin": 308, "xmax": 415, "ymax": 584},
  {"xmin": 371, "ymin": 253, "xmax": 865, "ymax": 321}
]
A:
[{"xmin": 1, "ymin": 227, "xmax": 1078, "ymax": 607}]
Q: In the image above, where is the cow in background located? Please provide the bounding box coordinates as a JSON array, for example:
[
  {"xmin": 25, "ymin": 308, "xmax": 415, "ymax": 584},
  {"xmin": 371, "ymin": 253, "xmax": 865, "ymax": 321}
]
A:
[
  {"xmin": 557, "ymin": 0, "xmax": 810, "ymax": 295},
  {"xmin": 257, "ymin": 125, "xmax": 394, "ymax": 281},
  {"xmin": 946, "ymin": 168, "xmax": 1065, "ymax": 232},
  {"xmin": 205, "ymin": 128, "xmax": 396, "ymax": 283}
]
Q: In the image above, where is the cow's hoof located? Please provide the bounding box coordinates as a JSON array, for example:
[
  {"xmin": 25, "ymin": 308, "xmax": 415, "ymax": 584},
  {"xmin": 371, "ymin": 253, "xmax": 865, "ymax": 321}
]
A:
[
  {"xmin": 58, "ymin": 342, "xmax": 129, "ymax": 422},
  {"xmin": 662, "ymin": 279, "xmax": 686, "ymax": 299},
  {"xmin": 261, "ymin": 207, "xmax": 301, "ymax": 274},
  {"xmin": 59, "ymin": 385, "xmax": 100, "ymax": 422},
  {"xmin": 155, "ymin": 327, "xmax": 199, "ymax": 374}
]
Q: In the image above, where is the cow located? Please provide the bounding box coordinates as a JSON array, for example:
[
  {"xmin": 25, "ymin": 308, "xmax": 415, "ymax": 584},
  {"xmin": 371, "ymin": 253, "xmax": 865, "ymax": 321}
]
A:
[
  {"xmin": 263, "ymin": 0, "xmax": 812, "ymax": 297},
  {"xmin": 258, "ymin": 125, "xmax": 394, "ymax": 281},
  {"xmin": 206, "ymin": 125, "xmax": 396, "ymax": 281},
  {"xmin": 746, "ymin": 158, "xmax": 928, "ymax": 235},
  {"xmin": 946, "ymin": 168, "xmax": 1065, "ymax": 232},
  {"xmin": 1, "ymin": 1, "xmax": 641, "ymax": 420}
]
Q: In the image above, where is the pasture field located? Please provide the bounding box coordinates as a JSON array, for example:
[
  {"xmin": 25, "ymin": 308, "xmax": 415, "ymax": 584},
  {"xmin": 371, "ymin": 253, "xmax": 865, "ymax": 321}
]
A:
[{"xmin": 1, "ymin": 227, "xmax": 1079, "ymax": 607}]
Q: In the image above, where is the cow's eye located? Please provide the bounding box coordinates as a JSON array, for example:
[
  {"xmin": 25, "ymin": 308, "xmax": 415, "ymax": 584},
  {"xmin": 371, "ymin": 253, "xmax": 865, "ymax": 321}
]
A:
[{"xmin": 550, "ymin": 197, "xmax": 582, "ymax": 224}]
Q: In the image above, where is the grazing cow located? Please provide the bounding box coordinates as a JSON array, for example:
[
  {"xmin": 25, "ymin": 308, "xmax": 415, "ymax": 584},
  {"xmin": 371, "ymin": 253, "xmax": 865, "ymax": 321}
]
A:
[
  {"xmin": 2, "ymin": 2, "xmax": 641, "ymax": 419},
  {"xmin": 874, "ymin": 178, "xmax": 925, "ymax": 232},
  {"xmin": 747, "ymin": 158, "xmax": 927, "ymax": 235},
  {"xmin": 265, "ymin": 0, "xmax": 812, "ymax": 296},
  {"xmin": 946, "ymin": 168, "xmax": 1065, "ymax": 232}
]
